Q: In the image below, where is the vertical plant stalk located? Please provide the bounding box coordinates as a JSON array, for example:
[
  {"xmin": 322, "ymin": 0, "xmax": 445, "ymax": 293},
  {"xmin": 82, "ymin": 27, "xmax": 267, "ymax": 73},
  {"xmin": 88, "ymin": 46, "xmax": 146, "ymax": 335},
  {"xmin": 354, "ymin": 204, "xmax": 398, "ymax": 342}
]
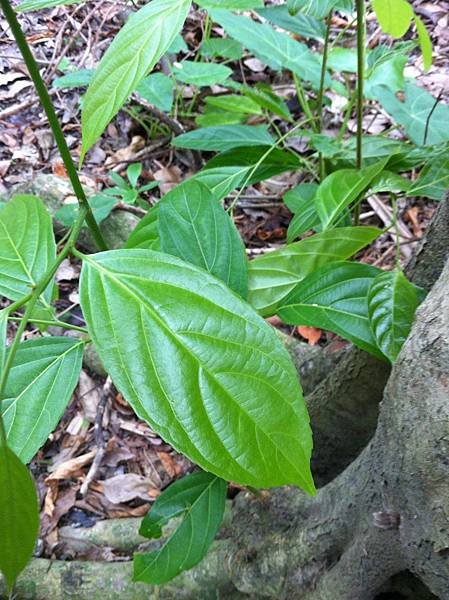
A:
[
  {"xmin": 354, "ymin": 0, "xmax": 366, "ymax": 225},
  {"xmin": 0, "ymin": 0, "xmax": 108, "ymax": 251},
  {"xmin": 317, "ymin": 13, "xmax": 333, "ymax": 180}
]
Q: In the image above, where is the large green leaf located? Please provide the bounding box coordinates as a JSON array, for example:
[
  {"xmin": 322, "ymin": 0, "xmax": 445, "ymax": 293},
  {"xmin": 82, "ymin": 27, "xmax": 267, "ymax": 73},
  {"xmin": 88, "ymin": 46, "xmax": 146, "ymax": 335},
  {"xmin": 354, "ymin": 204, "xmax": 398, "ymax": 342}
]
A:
[
  {"xmin": 408, "ymin": 158, "xmax": 449, "ymax": 200},
  {"xmin": 172, "ymin": 125, "xmax": 274, "ymax": 152},
  {"xmin": 372, "ymin": 83, "xmax": 449, "ymax": 147},
  {"xmin": 277, "ymin": 261, "xmax": 383, "ymax": 357},
  {"xmin": 158, "ymin": 181, "xmax": 248, "ymax": 298},
  {"xmin": 2, "ymin": 338, "xmax": 84, "ymax": 463},
  {"xmin": 0, "ymin": 195, "xmax": 56, "ymax": 305},
  {"xmin": 210, "ymin": 9, "xmax": 330, "ymax": 90},
  {"xmin": 81, "ymin": 0, "xmax": 191, "ymax": 160},
  {"xmin": 314, "ymin": 159, "xmax": 388, "ymax": 229},
  {"xmin": 248, "ymin": 227, "xmax": 380, "ymax": 316},
  {"xmin": 0, "ymin": 445, "xmax": 39, "ymax": 591},
  {"xmin": 134, "ymin": 471, "xmax": 226, "ymax": 584},
  {"xmin": 368, "ymin": 270, "xmax": 422, "ymax": 363},
  {"xmin": 372, "ymin": 0, "xmax": 413, "ymax": 38},
  {"xmin": 79, "ymin": 250, "xmax": 315, "ymax": 492}
]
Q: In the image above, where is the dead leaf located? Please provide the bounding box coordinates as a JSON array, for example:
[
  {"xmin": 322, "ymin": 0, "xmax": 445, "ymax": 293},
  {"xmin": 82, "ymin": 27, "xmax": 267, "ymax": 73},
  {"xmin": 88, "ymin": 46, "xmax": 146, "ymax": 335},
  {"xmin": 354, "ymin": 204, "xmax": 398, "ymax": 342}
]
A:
[
  {"xmin": 46, "ymin": 451, "xmax": 96, "ymax": 481},
  {"xmin": 405, "ymin": 206, "xmax": 423, "ymax": 238},
  {"xmin": 53, "ymin": 161, "xmax": 68, "ymax": 178},
  {"xmin": 157, "ymin": 451, "xmax": 180, "ymax": 478},
  {"xmin": 101, "ymin": 474, "xmax": 159, "ymax": 504},
  {"xmin": 297, "ymin": 326, "xmax": 322, "ymax": 346},
  {"xmin": 105, "ymin": 135, "xmax": 145, "ymax": 169},
  {"xmin": 153, "ymin": 165, "xmax": 182, "ymax": 195}
]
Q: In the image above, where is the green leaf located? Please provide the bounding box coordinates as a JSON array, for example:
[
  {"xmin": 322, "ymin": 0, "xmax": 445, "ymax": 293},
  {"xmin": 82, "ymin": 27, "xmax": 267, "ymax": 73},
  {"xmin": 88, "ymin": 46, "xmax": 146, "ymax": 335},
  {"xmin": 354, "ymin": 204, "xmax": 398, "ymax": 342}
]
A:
[
  {"xmin": 408, "ymin": 158, "xmax": 449, "ymax": 200},
  {"xmin": 372, "ymin": 0, "xmax": 413, "ymax": 38},
  {"xmin": 368, "ymin": 270, "xmax": 422, "ymax": 363},
  {"xmin": 81, "ymin": 0, "xmax": 191, "ymax": 160},
  {"xmin": 17, "ymin": 0, "xmax": 81, "ymax": 11},
  {"xmin": 256, "ymin": 6, "xmax": 326, "ymax": 41},
  {"xmin": 2, "ymin": 338, "xmax": 84, "ymax": 463},
  {"xmin": 414, "ymin": 15, "xmax": 432, "ymax": 71},
  {"xmin": 248, "ymin": 227, "xmax": 381, "ymax": 316},
  {"xmin": 370, "ymin": 171, "xmax": 412, "ymax": 194},
  {"xmin": 277, "ymin": 261, "xmax": 383, "ymax": 357},
  {"xmin": 284, "ymin": 184, "xmax": 321, "ymax": 241},
  {"xmin": 127, "ymin": 164, "xmax": 142, "ymax": 189},
  {"xmin": 135, "ymin": 73, "xmax": 174, "ymax": 113},
  {"xmin": 0, "ymin": 445, "xmax": 39, "ymax": 591},
  {"xmin": 55, "ymin": 194, "xmax": 116, "ymax": 227},
  {"xmin": 79, "ymin": 249, "xmax": 315, "ymax": 492},
  {"xmin": 238, "ymin": 83, "xmax": 293, "ymax": 121},
  {"xmin": 204, "ymin": 95, "xmax": 262, "ymax": 116},
  {"xmin": 315, "ymin": 160, "xmax": 388, "ymax": 229},
  {"xmin": 372, "ymin": 83, "xmax": 449, "ymax": 147},
  {"xmin": 210, "ymin": 9, "xmax": 330, "ymax": 90},
  {"xmin": 125, "ymin": 205, "xmax": 161, "ymax": 251},
  {"xmin": 204, "ymin": 146, "xmax": 301, "ymax": 184},
  {"xmin": 0, "ymin": 195, "xmax": 56, "ymax": 305},
  {"xmin": 191, "ymin": 166, "xmax": 251, "ymax": 198},
  {"xmin": 125, "ymin": 168, "xmax": 250, "ymax": 252},
  {"xmin": 200, "ymin": 38, "xmax": 244, "ymax": 60},
  {"xmin": 134, "ymin": 471, "xmax": 226, "ymax": 584},
  {"xmin": 173, "ymin": 125, "xmax": 273, "ymax": 152},
  {"xmin": 53, "ymin": 69, "xmax": 94, "ymax": 89},
  {"xmin": 158, "ymin": 181, "xmax": 248, "ymax": 298},
  {"xmin": 173, "ymin": 61, "xmax": 232, "ymax": 87}
]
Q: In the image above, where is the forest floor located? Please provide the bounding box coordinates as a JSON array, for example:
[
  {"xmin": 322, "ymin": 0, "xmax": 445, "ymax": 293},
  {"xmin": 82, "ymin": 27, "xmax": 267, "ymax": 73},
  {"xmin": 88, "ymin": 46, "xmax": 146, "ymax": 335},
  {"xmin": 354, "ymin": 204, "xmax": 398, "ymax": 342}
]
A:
[{"xmin": 0, "ymin": 0, "xmax": 448, "ymax": 565}]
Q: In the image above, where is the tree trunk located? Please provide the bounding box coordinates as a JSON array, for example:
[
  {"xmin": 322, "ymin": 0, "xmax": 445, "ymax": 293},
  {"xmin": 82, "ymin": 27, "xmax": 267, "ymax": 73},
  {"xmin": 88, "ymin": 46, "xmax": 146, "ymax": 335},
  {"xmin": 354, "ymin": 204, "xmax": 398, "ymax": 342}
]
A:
[{"xmin": 3, "ymin": 201, "xmax": 449, "ymax": 599}]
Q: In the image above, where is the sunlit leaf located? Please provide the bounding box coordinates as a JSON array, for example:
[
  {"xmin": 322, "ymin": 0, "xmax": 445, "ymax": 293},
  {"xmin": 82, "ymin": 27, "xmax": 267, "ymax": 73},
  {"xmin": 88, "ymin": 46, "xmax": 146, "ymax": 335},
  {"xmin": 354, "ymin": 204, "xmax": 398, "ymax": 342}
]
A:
[{"xmin": 80, "ymin": 250, "xmax": 315, "ymax": 492}]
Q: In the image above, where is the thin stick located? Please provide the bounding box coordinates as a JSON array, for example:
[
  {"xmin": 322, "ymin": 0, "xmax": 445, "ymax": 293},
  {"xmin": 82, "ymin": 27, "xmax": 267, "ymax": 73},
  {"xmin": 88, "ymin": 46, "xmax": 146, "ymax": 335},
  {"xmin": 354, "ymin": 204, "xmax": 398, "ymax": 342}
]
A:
[{"xmin": 80, "ymin": 378, "xmax": 112, "ymax": 497}]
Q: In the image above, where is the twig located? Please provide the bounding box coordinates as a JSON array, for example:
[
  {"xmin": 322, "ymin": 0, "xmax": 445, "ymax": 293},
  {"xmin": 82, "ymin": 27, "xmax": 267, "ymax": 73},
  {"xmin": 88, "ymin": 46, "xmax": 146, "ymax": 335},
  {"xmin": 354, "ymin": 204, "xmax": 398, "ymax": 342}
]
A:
[
  {"xmin": 80, "ymin": 377, "xmax": 112, "ymax": 497},
  {"xmin": 423, "ymin": 89, "xmax": 443, "ymax": 146}
]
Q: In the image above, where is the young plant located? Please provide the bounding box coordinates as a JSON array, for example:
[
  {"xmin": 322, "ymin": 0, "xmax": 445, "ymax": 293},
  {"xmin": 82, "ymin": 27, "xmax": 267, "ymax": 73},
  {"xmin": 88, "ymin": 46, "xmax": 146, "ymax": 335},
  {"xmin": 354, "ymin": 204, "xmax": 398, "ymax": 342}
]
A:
[{"xmin": 0, "ymin": 0, "xmax": 444, "ymax": 592}]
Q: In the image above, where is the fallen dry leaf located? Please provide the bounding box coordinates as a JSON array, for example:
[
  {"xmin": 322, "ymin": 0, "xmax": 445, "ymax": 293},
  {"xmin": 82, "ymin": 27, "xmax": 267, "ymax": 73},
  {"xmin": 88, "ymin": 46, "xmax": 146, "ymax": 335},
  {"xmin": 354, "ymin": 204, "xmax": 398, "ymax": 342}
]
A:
[
  {"xmin": 46, "ymin": 451, "xmax": 97, "ymax": 481},
  {"xmin": 100, "ymin": 473, "xmax": 159, "ymax": 504},
  {"xmin": 297, "ymin": 326, "xmax": 322, "ymax": 346}
]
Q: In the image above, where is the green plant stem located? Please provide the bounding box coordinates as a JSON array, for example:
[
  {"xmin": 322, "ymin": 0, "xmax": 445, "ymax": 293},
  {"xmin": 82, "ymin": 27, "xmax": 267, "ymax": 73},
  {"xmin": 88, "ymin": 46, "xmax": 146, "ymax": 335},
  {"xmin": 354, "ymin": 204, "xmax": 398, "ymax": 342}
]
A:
[
  {"xmin": 8, "ymin": 317, "xmax": 88, "ymax": 335},
  {"xmin": 0, "ymin": 0, "xmax": 107, "ymax": 252},
  {"xmin": 317, "ymin": 14, "xmax": 332, "ymax": 181},
  {"xmin": 354, "ymin": 0, "xmax": 366, "ymax": 226},
  {"xmin": 317, "ymin": 15, "xmax": 332, "ymax": 131},
  {"xmin": 0, "ymin": 207, "xmax": 89, "ymax": 446},
  {"xmin": 293, "ymin": 74, "xmax": 317, "ymax": 132}
]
